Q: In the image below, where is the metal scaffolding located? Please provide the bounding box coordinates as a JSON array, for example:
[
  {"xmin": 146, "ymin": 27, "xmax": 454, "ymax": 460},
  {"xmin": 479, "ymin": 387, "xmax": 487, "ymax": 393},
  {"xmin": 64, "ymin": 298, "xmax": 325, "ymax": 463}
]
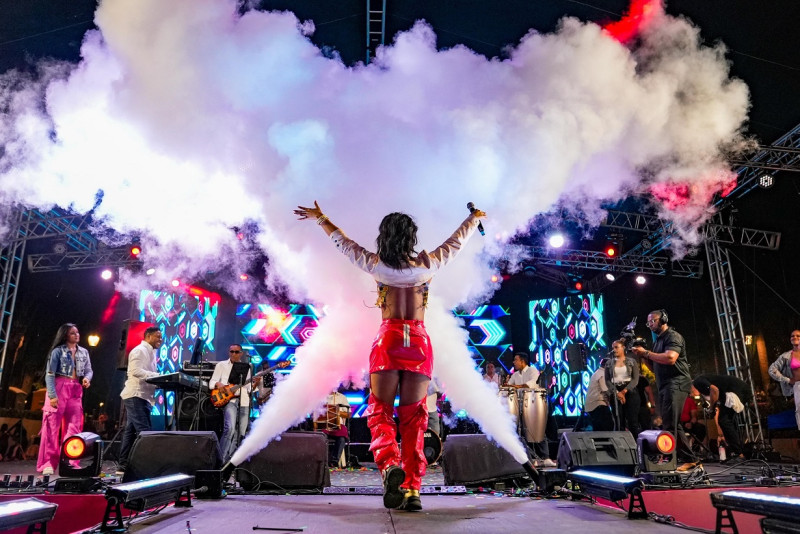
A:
[
  {"xmin": 365, "ymin": 0, "xmax": 386, "ymax": 64},
  {"xmin": 705, "ymin": 238, "xmax": 762, "ymax": 443},
  {"xmin": 0, "ymin": 207, "xmax": 138, "ymax": 386}
]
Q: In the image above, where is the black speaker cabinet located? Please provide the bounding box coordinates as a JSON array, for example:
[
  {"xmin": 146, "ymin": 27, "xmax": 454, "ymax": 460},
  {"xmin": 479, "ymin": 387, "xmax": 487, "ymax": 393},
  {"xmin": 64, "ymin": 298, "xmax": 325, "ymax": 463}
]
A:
[
  {"xmin": 176, "ymin": 395, "xmax": 223, "ymax": 436},
  {"xmin": 236, "ymin": 432, "xmax": 331, "ymax": 491},
  {"xmin": 441, "ymin": 434, "xmax": 527, "ymax": 486},
  {"xmin": 557, "ymin": 431, "xmax": 638, "ymax": 476},
  {"xmin": 124, "ymin": 431, "xmax": 222, "ymax": 482}
]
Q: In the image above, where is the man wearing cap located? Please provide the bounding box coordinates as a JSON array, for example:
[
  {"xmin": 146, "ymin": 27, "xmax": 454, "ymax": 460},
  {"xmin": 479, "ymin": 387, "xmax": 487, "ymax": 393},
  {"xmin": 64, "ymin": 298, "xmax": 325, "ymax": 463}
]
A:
[{"xmin": 691, "ymin": 375, "xmax": 752, "ymax": 462}]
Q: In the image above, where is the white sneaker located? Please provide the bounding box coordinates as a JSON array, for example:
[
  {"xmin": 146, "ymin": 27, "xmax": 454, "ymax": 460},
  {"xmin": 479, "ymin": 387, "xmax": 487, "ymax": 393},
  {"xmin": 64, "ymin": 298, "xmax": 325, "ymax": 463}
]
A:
[
  {"xmin": 42, "ymin": 466, "xmax": 54, "ymax": 476},
  {"xmin": 542, "ymin": 458, "xmax": 558, "ymax": 468}
]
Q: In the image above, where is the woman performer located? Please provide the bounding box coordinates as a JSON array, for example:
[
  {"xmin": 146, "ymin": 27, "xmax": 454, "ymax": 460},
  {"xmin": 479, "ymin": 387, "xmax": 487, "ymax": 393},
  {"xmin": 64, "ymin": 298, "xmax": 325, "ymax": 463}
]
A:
[
  {"xmin": 768, "ymin": 330, "xmax": 800, "ymax": 430},
  {"xmin": 294, "ymin": 201, "xmax": 485, "ymax": 511},
  {"xmin": 37, "ymin": 323, "xmax": 93, "ymax": 475},
  {"xmin": 604, "ymin": 338, "xmax": 641, "ymax": 437}
]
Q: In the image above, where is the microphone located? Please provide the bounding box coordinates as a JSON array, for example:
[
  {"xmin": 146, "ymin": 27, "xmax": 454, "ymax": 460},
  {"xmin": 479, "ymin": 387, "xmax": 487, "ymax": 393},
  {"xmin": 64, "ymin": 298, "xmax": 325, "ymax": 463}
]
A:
[{"xmin": 467, "ymin": 202, "xmax": 485, "ymax": 236}]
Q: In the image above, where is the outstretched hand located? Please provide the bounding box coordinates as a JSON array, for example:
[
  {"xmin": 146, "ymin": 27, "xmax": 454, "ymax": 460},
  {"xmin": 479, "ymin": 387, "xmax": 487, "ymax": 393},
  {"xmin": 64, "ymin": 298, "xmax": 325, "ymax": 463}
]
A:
[{"xmin": 294, "ymin": 201, "xmax": 324, "ymax": 221}]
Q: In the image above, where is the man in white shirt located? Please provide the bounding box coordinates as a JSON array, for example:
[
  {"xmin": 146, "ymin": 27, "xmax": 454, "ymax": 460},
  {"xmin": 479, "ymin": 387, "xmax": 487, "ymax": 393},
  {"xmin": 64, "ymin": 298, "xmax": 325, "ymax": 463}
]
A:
[
  {"xmin": 507, "ymin": 352, "xmax": 540, "ymax": 389},
  {"xmin": 118, "ymin": 327, "xmax": 163, "ymax": 474},
  {"xmin": 507, "ymin": 352, "xmax": 556, "ymax": 467},
  {"xmin": 584, "ymin": 362, "xmax": 613, "ymax": 431},
  {"xmin": 483, "ymin": 362, "xmax": 501, "ymax": 388},
  {"xmin": 210, "ymin": 344, "xmax": 259, "ymax": 462}
]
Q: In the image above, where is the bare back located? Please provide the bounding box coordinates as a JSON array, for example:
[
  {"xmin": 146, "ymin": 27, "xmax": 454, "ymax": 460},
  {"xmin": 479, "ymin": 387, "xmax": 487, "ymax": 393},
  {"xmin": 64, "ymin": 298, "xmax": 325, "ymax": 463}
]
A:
[{"xmin": 381, "ymin": 285, "xmax": 426, "ymax": 321}]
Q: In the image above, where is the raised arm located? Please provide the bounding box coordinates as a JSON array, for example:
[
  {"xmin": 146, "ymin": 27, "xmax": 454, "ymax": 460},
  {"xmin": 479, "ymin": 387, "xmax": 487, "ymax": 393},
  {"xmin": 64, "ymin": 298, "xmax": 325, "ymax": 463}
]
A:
[
  {"xmin": 295, "ymin": 201, "xmax": 378, "ymax": 273},
  {"xmin": 294, "ymin": 200, "xmax": 340, "ymax": 237},
  {"xmin": 427, "ymin": 211, "xmax": 486, "ymax": 268}
]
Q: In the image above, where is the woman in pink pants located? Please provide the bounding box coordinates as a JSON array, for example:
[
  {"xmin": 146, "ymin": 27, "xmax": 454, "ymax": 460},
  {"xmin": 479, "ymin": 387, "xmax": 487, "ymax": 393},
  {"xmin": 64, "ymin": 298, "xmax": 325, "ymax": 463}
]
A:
[{"xmin": 37, "ymin": 323, "xmax": 93, "ymax": 475}]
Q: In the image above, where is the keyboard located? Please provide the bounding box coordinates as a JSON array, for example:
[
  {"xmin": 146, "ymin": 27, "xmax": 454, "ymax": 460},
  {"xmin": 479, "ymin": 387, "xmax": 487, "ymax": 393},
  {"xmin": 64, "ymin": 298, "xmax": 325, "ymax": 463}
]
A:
[
  {"xmin": 182, "ymin": 362, "xmax": 216, "ymax": 376},
  {"xmin": 146, "ymin": 372, "xmax": 201, "ymax": 391}
]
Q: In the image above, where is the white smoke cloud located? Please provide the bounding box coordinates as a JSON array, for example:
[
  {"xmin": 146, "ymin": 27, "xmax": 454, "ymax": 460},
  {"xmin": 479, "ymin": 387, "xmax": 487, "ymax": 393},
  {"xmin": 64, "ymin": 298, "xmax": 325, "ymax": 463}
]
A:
[{"xmin": 0, "ymin": 0, "xmax": 749, "ymax": 464}]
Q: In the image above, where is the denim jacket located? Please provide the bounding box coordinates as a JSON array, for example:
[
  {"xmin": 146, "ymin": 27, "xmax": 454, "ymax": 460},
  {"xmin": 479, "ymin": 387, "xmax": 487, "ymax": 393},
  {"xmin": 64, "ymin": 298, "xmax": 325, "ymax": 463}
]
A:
[
  {"xmin": 45, "ymin": 344, "xmax": 93, "ymax": 399},
  {"xmin": 603, "ymin": 356, "xmax": 640, "ymax": 393},
  {"xmin": 768, "ymin": 351, "xmax": 794, "ymax": 397}
]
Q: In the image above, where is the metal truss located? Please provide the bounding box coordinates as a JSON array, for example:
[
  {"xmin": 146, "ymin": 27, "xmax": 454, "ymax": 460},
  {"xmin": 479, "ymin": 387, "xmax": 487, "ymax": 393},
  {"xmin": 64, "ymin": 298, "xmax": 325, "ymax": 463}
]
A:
[
  {"xmin": 722, "ymin": 122, "xmax": 800, "ymax": 203},
  {"xmin": 603, "ymin": 210, "xmax": 668, "ymax": 235},
  {"xmin": 27, "ymin": 246, "xmax": 139, "ymax": 273},
  {"xmin": 0, "ymin": 211, "xmax": 28, "ymax": 387},
  {"xmin": 366, "ymin": 0, "xmax": 386, "ymax": 63},
  {"xmin": 604, "ymin": 210, "xmax": 781, "ymax": 252},
  {"xmin": 524, "ymin": 247, "xmax": 704, "ymax": 278},
  {"xmin": 705, "ymin": 239, "xmax": 762, "ymax": 443},
  {"xmin": 8, "ymin": 208, "xmax": 98, "ymax": 250}
]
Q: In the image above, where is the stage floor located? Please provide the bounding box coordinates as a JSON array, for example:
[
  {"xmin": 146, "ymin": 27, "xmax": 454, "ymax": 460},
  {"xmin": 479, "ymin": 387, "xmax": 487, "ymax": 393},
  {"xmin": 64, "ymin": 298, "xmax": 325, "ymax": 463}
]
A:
[{"xmin": 2, "ymin": 459, "xmax": 799, "ymax": 533}]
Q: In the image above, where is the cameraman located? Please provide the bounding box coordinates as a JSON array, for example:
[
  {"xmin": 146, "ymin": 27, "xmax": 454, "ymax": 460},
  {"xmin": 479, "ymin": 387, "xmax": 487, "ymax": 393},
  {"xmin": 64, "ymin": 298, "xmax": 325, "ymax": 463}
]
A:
[{"xmin": 632, "ymin": 309, "xmax": 699, "ymax": 470}]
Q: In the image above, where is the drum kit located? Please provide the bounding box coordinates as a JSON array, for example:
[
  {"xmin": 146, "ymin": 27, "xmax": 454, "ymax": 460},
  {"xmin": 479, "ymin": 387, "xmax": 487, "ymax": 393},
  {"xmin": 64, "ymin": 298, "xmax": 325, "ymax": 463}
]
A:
[{"xmin": 498, "ymin": 386, "xmax": 548, "ymax": 443}]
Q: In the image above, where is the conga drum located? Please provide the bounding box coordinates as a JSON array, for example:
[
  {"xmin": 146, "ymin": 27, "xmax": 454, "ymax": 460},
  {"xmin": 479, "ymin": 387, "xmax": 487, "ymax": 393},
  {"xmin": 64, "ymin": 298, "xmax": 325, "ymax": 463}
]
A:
[
  {"xmin": 498, "ymin": 387, "xmax": 518, "ymax": 419},
  {"xmin": 521, "ymin": 388, "xmax": 548, "ymax": 443}
]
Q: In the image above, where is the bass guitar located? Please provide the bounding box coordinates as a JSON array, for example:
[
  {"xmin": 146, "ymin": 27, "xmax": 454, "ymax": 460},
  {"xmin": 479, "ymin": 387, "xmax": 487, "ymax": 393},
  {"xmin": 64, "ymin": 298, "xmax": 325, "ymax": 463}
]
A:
[{"xmin": 210, "ymin": 361, "xmax": 290, "ymax": 407}]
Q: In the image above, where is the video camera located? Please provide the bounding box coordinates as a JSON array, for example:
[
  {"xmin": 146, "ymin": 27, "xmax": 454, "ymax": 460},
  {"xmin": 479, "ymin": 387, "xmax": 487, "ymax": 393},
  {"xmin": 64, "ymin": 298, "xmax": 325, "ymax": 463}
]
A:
[{"xmin": 620, "ymin": 316, "xmax": 648, "ymax": 351}]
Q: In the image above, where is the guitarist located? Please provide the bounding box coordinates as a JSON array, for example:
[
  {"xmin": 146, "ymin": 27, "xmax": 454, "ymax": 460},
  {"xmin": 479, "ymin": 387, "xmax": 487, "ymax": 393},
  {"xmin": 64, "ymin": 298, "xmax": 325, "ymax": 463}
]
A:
[{"xmin": 209, "ymin": 344, "xmax": 261, "ymax": 462}]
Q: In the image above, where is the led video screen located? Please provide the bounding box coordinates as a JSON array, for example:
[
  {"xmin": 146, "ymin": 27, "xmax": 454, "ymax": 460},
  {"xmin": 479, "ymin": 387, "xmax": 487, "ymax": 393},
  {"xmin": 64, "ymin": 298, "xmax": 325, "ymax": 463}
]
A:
[
  {"xmin": 529, "ymin": 293, "xmax": 607, "ymax": 417},
  {"xmin": 455, "ymin": 305, "xmax": 514, "ymax": 370},
  {"xmin": 236, "ymin": 303, "xmax": 322, "ymax": 370},
  {"xmin": 138, "ymin": 287, "xmax": 220, "ymax": 416}
]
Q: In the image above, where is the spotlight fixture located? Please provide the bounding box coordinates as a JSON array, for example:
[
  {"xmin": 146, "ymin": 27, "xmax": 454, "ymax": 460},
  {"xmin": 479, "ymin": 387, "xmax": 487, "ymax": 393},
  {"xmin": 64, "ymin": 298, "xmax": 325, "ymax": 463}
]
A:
[
  {"xmin": 640, "ymin": 238, "xmax": 653, "ymax": 251},
  {"xmin": 0, "ymin": 498, "xmax": 58, "ymax": 532},
  {"xmin": 146, "ymin": 268, "xmax": 156, "ymax": 276},
  {"xmin": 568, "ymin": 469, "xmax": 647, "ymax": 519},
  {"xmin": 574, "ymin": 281, "xmax": 583, "ymax": 291},
  {"xmin": 637, "ymin": 430, "xmax": 676, "ymax": 472},
  {"xmin": 604, "ymin": 245, "xmax": 617, "ymax": 257},
  {"xmin": 171, "ymin": 279, "xmax": 181, "ymax": 287},
  {"xmin": 239, "ymin": 274, "xmax": 249, "ymax": 281},
  {"xmin": 635, "ymin": 275, "xmax": 646, "ymax": 285},
  {"xmin": 60, "ymin": 432, "xmax": 104, "ymax": 478},
  {"xmin": 548, "ymin": 234, "xmax": 565, "ymax": 248},
  {"xmin": 605, "ymin": 273, "xmax": 616, "ymax": 281},
  {"xmin": 758, "ymin": 174, "xmax": 774, "ymax": 189},
  {"xmin": 87, "ymin": 334, "xmax": 100, "ymax": 347},
  {"xmin": 490, "ymin": 274, "xmax": 500, "ymax": 283},
  {"xmin": 130, "ymin": 245, "xmax": 142, "ymax": 257},
  {"xmin": 100, "ymin": 269, "xmax": 113, "ymax": 280}
]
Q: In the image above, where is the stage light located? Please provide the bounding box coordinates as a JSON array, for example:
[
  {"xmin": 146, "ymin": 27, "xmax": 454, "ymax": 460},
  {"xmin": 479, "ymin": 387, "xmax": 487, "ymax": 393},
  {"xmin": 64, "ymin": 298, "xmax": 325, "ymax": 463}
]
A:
[
  {"xmin": 548, "ymin": 234, "xmax": 565, "ymax": 248},
  {"xmin": 758, "ymin": 174, "xmax": 774, "ymax": 188},
  {"xmin": 637, "ymin": 430, "xmax": 676, "ymax": 472},
  {"xmin": 574, "ymin": 281, "xmax": 583, "ymax": 291},
  {"xmin": 100, "ymin": 269, "xmax": 113, "ymax": 280},
  {"xmin": 568, "ymin": 469, "xmax": 647, "ymax": 519},
  {"xmin": 87, "ymin": 334, "xmax": 100, "ymax": 347},
  {"xmin": 239, "ymin": 274, "xmax": 249, "ymax": 281},
  {"xmin": 102, "ymin": 474, "xmax": 194, "ymax": 531},
  {"xmin": 605, "ymin": 245, "xmax": 617, "ymax": 257},
  {"xmin": 491, "ymin": 274, "xmax": 500, "ymax": 283},
  {"xmin": 130, "ymin": 245, "xmax": 142, "ymax": 257},
  {"xmin": 146, "ymin": 268, "xmax": 156, "ymax": 276},
  {"xmin": 171, "ymin": 279, "xmax": 181, "ymax": 287},
  {"xmin": 0, "ymin": 498, "xmax": 58, "ymax": 532},
  {"xmin": 59, "ymin": 432, "xmax": 104, "ymax": 478},
  {"xmin": 605, "ymin": 273, "xmax": 616, "ymax": 281},
  {"xmin": 710, "ymin": 490, "xmax": 800, "ymax": 534},
  {"xmin": 635, "ymin": 275, "xmax": 646, "ymax": 285}
]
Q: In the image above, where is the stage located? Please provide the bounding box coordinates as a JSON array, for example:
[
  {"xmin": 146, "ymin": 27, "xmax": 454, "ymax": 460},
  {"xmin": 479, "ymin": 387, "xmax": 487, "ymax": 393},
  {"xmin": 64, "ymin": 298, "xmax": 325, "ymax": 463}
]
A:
[{"xmin": 2, "ymin": 458, "xmax": 800, "ymax": 533}]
